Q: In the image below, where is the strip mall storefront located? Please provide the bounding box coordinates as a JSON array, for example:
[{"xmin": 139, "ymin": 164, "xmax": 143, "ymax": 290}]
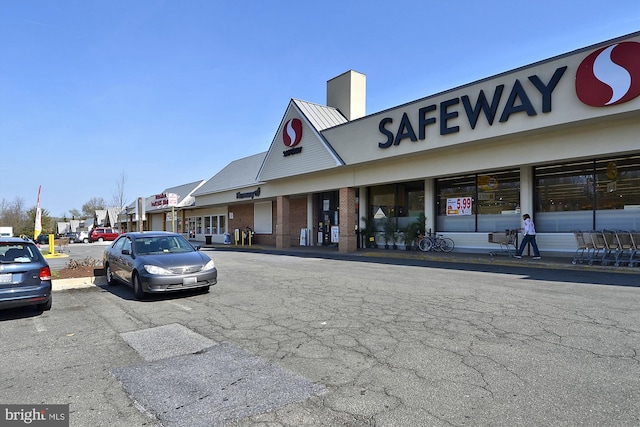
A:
[{"xmin": 190, "ymin": 32, "xmax": 640, "ymax": 256}]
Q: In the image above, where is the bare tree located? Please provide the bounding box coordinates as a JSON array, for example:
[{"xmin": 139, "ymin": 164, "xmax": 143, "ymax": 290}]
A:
[
  {"xmin": 0, "ymin": 197, "xmax": 27, "ymax": 232},
  {"xmin": 111, "ymin": 171, "xmax": 128, "ymax": 211},
  {"xmin": 82, "ymin": 197, "xmax": 106, "ymax": 218},
  {"xmin": 68, "ymin": 208, "xmax": 82, "ymax": 219}
]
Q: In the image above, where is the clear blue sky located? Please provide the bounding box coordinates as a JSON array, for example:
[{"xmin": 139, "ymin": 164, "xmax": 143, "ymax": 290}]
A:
[{"xmin": 1, "ymin": 0, "xmax": 638, "ymax": 217}]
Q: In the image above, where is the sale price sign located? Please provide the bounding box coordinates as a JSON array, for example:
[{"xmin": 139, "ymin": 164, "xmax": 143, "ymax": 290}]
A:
[{"xmin": 447, "ymin": 197, "xmax": 472, "ymax": 216}]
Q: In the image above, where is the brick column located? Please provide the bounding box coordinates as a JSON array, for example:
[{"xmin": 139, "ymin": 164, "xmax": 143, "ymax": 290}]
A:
[
  {"xmin": 276, "ymin": 195, "xmax": 291, "ymax": 249},
  {"xmin": 339, "ymin": 187, "xmax": 357, "ymax": 253}
]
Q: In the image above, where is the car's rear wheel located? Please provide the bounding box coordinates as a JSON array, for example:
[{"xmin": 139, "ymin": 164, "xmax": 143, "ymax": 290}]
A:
[
  {"xmin": 98, "ymin": 237, "xmax": 104, "ymax": 242},
  {"xmin": 133, "ymin": 272, "xmax": 145, "ymax": 300}
]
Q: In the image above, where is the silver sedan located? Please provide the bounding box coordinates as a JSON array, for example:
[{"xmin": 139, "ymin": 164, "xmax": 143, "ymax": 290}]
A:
[{"xmin": 103, "ymin": 231, "xmax": 217, "ymax": 300}]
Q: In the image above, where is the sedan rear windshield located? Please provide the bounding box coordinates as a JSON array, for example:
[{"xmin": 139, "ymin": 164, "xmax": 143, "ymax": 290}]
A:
[
  {"xmin": 0, "ymin": 244, "xmax": 40, "ymax": 263},
  {"xmin": 134, "ymin": 236, "xmax": 194, "ymax": 255}
]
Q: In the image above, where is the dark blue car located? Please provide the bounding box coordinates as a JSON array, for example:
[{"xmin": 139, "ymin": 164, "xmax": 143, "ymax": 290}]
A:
[{"xmin": 0, "ymin": 237, "xmax": 52, "ymax": 311}]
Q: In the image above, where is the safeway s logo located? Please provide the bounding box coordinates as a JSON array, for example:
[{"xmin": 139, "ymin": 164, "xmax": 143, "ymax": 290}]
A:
[
  {"xmin": 575, "ymin": 41, "xmax": 640, "ymax": 107},
  {"xmin": 283, "ymin": 118, "xmax": 303, "ymax": 147}
]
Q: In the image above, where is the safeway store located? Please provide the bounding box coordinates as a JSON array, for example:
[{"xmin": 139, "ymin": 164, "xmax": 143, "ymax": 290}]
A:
[{"xmin": 188, "ymin": 32, "xmax": 640, "ymax": 255}]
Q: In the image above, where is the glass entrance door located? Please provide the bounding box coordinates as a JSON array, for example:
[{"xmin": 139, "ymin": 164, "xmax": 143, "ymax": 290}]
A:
[{"xmin": 316, "ymin": 191, "xmax": 339, "ymax": 246}]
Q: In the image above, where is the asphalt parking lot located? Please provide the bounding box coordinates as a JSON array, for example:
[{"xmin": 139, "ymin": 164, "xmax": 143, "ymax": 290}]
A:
[
  {"xmin": 1, "ymin": 247, "xmax": 639, "ymax": 426},
  {"xmin": 42, "ymin": 240, "xmax": 111, "ymax": 271}
]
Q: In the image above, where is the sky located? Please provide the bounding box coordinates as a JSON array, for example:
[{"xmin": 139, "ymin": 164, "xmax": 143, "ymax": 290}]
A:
[{"xmin": 1, "ymin": 0, "xmax": 639, "ymax": 218}]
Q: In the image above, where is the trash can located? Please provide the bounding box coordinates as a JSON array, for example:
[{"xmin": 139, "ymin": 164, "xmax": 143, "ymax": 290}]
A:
[
  {"xmin": 223, "ymin": 233, "xmax": 231, "ymax": 245},
  {"xmin": 205, "ymin": 235, "xmax": 212, "ymax": 245}
]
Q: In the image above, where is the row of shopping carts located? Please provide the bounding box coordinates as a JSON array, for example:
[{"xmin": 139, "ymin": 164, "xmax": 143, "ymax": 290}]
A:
[{"xmin": 572, "ymin": 230, "xmax": 640, "ymax": 267}]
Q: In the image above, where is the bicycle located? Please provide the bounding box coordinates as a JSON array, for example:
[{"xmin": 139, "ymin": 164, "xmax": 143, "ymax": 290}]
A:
[{"xmin": 418, "ymin": 234, "xmax": 455, "ymax": 253}]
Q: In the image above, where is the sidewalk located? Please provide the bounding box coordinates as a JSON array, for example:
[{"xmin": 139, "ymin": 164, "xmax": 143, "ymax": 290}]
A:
[
  {"xmin": 52, "ymin": 242, "xmax": 639, "ymax": 291},
  {"xmin": 203, "ymin": 243, "xmax": 640, "ymax": 275}
]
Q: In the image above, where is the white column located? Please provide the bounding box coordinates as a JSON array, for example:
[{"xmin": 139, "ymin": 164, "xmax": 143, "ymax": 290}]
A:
[
  {"xmin": 424, "ymin": 178, "xmax": 435, "ymax": 233},
  {"xmin": 307, "ymin": 194, "xmax": 314, "ymax": 246},
  {"xmin": 520, "ymin": 166, "xmax": 534, "ymax": 217}
]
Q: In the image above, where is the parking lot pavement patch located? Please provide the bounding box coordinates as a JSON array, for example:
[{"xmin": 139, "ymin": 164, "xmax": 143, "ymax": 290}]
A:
[
  {"xmin": 121, "ymin": 323, "xmax": 215, "ymax": 361},
  {"xmin": 111, "ymin": 342, "xmax": 326, "ymax": 427}
]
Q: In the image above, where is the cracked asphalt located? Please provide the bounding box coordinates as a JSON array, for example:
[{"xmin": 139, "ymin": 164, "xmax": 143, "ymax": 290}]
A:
[{"xmin": 1, "ymin": 250, "xmax": 639, "ymax": 426}]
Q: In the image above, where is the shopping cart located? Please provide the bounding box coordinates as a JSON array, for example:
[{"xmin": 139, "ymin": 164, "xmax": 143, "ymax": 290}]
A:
[
  {"xmin": 602, "ymin": 230, "xmax": 621, "ymax": 266},
  {"xmin": 629, "ymin": 231, "xmax": 640, "ymax": 268},
  {"xmin": 587, "ymin": 230, "xmax": 607, "ymax": 265},
  {"xmin": 571, "ymin": 230, "xmax": 594, "ymax": 265},
  {"xmin": 588, "ymin": 230, "xmax": 621, "ymax": 266},
  {"xmin": 613, "ymin": 230, "xmax": 634, "ymax": 267},
  {"xmin": 488, "ymin": 229, "xmax": 517, "ymax": 257}
]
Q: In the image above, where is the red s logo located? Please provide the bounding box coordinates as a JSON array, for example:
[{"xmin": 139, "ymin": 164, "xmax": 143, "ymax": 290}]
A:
[
  {"xmin": 283, "ymin": 118, "xmax": 303, "ymax": 147},
  {"xmin": 575, "ymin": 41, "xmax": 640, "ymax": 107}
]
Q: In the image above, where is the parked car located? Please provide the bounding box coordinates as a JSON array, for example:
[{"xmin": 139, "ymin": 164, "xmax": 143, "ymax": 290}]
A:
[
  {"xmin": 103, "ymin": 231, "xmax": 217, "ymax": 300},
  {"xmin": 89, "ymin": 227, "xmax": 120, "ymax": 242},
  {"xmin": 77, "ymin": 231, "xmax": 89, "ymax": 243},
  {"xmin": 65, "ymin": 232, "xmax": 79, "ymax": 243},
  {"xmin": 34, "ymin": 233, "xmax": 51, "ymax": 245},
  {"xmin": 0, "ymin": 237, "xmax": 52, "ymax": 311},
  {"xmin": 65, "ymin": 231, "xmax": 89, "ymax": 243}
]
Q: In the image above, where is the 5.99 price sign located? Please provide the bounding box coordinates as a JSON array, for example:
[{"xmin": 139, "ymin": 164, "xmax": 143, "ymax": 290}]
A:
[{"xmin": 446, "ymin": 197, "xmax": 472, "ymax": 216}]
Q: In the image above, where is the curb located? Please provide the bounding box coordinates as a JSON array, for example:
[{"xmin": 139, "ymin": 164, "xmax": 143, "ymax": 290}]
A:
[
  {"xmin": 52, "ymin": 276, "xmax": 107, "ymax": 291},
  {"xmin": 205, "ymin": 245, "xmax": 640, "ymax": 275}
]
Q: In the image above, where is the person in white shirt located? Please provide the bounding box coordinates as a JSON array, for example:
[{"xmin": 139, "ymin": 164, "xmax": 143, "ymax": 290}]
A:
[{"xmin": 515, "ymin": 214, "xmax": 541, "ymax": 259}]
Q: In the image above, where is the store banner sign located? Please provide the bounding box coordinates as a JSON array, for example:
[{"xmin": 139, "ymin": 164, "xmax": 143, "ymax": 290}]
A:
[
  {"xmin": 447, "ymin": 197, "xmax": 472, "ymax": 216},
  {"xmin": 151, "ymin": 192, "xmax": 178, "ymax": 208},
  {"xmin": 378, "ymin": 39, "xmax": 640, "ymax": 150},
  {"xmin": 378, "ymin": 67, "xmax": 567, "ymax": 149}
]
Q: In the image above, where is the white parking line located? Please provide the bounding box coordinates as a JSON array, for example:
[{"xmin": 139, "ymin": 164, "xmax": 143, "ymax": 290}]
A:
[{"xmin": 166, "ymin": 301, "xmax": 192, "ymax": 311}]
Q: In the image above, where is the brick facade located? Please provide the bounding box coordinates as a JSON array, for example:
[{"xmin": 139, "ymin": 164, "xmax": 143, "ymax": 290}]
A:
[
  {"xmin": 288, "ymin": 196, "xmax": 308, "ymax": 247},
  {"xmin": 339, "ymin": 187, "xmax": 357, "ymax": 253},
  {"xmin": 276, "ymin": 196, "xmax": 290, "ymax": 248}
]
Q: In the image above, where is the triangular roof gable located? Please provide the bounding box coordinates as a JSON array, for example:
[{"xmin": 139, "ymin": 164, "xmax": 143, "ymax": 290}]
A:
[
  {"xmin": 194, "ymin": 152, "xmax": 266, "ymax": 197},
  {"xmin": 257, "ymin": 99, "xmax": 346, "ymax": 181}
]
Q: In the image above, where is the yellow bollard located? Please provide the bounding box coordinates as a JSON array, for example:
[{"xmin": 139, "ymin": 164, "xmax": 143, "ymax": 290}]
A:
[{"xmin": 48, "ymin": 234, "xmax": 56, "ymax": 255}]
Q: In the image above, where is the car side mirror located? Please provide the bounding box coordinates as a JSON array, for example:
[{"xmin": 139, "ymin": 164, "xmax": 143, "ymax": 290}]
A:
[
  {"xmin": 122, "ymin": 249, "xmax": 131, "ymax": 255},
  {"xmin": 193, "ymin": 245, "xmax": 201, "ymax": 251}
]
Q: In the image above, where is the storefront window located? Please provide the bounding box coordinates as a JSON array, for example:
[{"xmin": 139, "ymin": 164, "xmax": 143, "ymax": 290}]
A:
[
  {"xmin": 436, "ymin": 170, "xmax": 520, "ymax": 232},
  {"xmin": 535, "ymin": 155, "xmax": 640, "ymax": 231},
  {"xmin": 369, "ymin": 181, "xmax": 424, "ymax": 234},
  {"xmin": 202, "ymin": 215, "xmax": 226, "ymax": 235},
  {"xmin": 370, "ymin": 184, "xmax": 396, "ymax": 219},
  {"xmin": 436, "ymin": 175, "xmax": 476, "ymax": 232}
]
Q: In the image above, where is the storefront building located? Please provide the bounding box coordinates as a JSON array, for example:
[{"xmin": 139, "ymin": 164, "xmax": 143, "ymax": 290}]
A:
[{"xmin": 187, "ymin": 32, "xmax": 639, "ymax": 255}]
